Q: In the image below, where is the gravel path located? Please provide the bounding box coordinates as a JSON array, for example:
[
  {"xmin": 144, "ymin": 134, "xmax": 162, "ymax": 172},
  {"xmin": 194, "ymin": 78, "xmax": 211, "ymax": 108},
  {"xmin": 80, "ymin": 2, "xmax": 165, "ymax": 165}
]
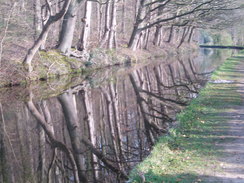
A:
[{"xmin": 205, "ymin": 59, "xmax": 244, "ymax": 183}]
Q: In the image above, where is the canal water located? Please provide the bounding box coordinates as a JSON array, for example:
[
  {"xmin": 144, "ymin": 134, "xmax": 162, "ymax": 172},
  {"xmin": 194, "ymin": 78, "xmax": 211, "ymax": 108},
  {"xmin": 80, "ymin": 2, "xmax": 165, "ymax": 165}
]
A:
[{"xmin": 0, "ymin": 49, "xmax": 232, "ymax": 183}]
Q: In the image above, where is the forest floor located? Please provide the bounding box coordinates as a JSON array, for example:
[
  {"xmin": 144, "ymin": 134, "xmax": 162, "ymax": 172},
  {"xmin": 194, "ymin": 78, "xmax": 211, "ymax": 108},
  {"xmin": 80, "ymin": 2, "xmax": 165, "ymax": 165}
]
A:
[{"xmin": 129, "ymin": 53, "xmax": 244, "ymax": 183}]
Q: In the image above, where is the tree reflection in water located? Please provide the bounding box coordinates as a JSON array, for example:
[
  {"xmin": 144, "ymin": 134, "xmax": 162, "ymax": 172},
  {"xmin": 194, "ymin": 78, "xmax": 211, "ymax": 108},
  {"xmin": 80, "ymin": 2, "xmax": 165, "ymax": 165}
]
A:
[{"xmin": 0, "ymin": 56, "xmax": 216, "ymax": 183}]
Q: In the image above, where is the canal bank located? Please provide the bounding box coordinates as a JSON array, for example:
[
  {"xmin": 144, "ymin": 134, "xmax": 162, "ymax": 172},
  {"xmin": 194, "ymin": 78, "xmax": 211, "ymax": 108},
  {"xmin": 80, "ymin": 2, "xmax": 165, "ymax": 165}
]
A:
[
  {"xmin": 129, "ymin": 51, "xmax": 244, "ymax": 183},
  {"xmin": 0, "ymin": 49, "xmax": 236, "ymax": 182}
]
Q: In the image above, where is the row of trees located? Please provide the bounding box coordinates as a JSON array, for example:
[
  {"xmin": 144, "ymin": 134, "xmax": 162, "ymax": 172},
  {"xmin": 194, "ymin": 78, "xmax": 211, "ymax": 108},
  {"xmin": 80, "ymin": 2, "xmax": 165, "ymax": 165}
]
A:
[{"xmin": 0, "ymin": 0, "xmax": 236, "ymax": 71}]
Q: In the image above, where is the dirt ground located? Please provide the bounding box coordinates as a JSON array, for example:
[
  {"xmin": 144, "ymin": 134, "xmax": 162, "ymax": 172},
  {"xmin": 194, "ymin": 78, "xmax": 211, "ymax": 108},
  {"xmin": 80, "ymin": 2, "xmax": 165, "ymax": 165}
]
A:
[{"xmin": 204, "ymin": 58, "xmax": 244, "ymax": 183}]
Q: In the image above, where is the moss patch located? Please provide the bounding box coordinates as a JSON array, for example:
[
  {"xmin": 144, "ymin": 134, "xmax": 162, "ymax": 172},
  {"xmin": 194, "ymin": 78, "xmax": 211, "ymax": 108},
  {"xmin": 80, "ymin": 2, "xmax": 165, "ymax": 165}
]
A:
[
  {"xmin": 29, "ymin": 48, "xmax": 138, "ymax": 80},
  {"xmin": 32, "ymin": 50, "xmax": 85, "ymax": 79}
]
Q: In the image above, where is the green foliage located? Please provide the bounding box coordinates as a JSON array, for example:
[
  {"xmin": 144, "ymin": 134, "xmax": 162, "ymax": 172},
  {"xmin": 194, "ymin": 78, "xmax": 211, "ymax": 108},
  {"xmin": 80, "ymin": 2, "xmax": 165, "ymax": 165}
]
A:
[
  {"xmin": 201, "ymin": 30, "xmax": 233, "ymax": 46},
  {"xmin": 211, "ymin": 31, "xmax": 233, "ymax": 45},
  {"xmin": 129, "ymin": 52, "xmax": 244, "ymax": 183}
]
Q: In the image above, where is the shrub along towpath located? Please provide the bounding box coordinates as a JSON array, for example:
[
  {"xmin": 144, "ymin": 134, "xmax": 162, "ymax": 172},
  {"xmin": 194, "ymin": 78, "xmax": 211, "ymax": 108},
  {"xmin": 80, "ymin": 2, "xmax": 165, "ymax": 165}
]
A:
[{"xmin": 129, "ymin": 51, "xmax": 244, "ymax": 183}]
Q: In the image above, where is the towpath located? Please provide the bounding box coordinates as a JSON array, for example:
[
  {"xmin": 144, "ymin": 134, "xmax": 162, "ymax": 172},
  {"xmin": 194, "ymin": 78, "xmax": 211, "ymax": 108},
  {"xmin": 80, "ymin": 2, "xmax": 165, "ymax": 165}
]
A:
[{"xmin": 204, "ymin": 56, "xmax": 244, "ymax": 183}]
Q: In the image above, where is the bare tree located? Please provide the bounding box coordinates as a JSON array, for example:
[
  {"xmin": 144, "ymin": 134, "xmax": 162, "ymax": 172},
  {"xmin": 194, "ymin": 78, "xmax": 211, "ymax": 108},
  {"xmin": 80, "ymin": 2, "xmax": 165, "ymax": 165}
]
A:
[
  {"xmin": 58, "ymin": 0, "xmax": 85, "ymax": 54},
  {"xmin": 23, "ymin": 0, "xmax": 72, "ymax": 72},
  {"xmin": 77, "ymin": 1, "xmax": 92, "ymax": 51}
]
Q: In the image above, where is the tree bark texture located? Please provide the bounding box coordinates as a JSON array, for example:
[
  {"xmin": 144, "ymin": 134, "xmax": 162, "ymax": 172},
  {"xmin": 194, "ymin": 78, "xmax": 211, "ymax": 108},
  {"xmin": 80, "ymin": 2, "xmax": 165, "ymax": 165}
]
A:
[
  {"xmin": 77, "ymin": 1, "xmax": 92, "ymax": 51},
  {"xmin": 58, "ymin": 0, "xmax": 85, "ymax": 54}
]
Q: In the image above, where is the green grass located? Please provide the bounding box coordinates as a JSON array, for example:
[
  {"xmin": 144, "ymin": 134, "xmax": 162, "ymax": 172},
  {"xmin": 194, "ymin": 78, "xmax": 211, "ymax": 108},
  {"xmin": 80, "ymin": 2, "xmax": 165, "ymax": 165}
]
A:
[
  {"xmin": 212, "ymin": 31, "xmax": 233, "ymax": 45},
  {"xmin": 129, "ymin": 52, "xmax": 244, "ymax": 183}
]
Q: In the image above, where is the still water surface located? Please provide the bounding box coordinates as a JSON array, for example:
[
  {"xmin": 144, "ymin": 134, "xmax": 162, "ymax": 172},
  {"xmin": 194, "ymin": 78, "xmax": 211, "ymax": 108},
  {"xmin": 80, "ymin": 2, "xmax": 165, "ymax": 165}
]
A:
[{"xmin": 0, "ymin": 49, "xmax": 230, "ymax": 183}]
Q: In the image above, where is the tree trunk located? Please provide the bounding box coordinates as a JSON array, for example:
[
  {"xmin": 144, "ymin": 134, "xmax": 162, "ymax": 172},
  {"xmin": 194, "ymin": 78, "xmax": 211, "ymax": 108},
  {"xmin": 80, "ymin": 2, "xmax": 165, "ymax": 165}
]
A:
[
  {"xmin": 99, "ymin": 0, "xmax": 112, "ymax": 48},
  {"xmin": 34, "ymin": 0, "xmax": 42, "ymax": 39},
  {"xmin": 77, "ymin": 1, "xmax": 92, "ymax": 51},
  {"xmin": 128, "ymin": 26, "xmax": 140, "ymax": 50},
  {"xmin": 26, "ymin": 92, "xmax": 81, "ymax": 183},
  {"xmin": 166, "ymin": 25, "xmax": 174, "ymax": 43},
  {"xmin": 59, "ymin": 89, "xmax": 128, "ymax": 180},
  {"xmin": 121, "ymin": 0, "xmax": 125, "ymax": 35},
  {"xmin": 177, "ymin": 26, "xmax": 190, "ymax": 48},
  {"xmin": 153, "ymin": 25, "xmax": 162, "ymax": 46},
  {"xmin": 108, "ymin": 0, "xmax": 117, "ymax": 49},
  {"xmin": 128, "ymin": 0, "xmax": 146, "ymax": 50},
  {"xmin": 188, "ymin": 26, "xmax": 195, "ymax": 43},
  {"xmin": 58, "ymin": 91, "xmax": 88, "ymax": 183},
  {"xmin": 143, "ymin": 28, "xmax": 150, "ymax": 49},
  {"xmin": 101, "ymin": 86, "xmax": 121, "ymax": 166},
  {"xmin": 129, "ymin": 73, "xmax": 155, "ymax": 145},
  {"xmin": 0, "ymin": 104, "xmax": 10, "ymax": 183},
  {"xmin": 58, "ymin": 0, "xmax": 84, "ymax": 54},
  {"xmin": 24, "ymin": 23, "xmax": 51, "ymax": 72},
  {"xmin": 97, "ymin": 3, "xmax": 103, "ymax": 41},
  {"xmin": 23, "ymin": 0, "xmax": 72, "ymax": 72},
  {"xmin": 82, "ymin": 88, "xmax": 99, "ymax": 182}
]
